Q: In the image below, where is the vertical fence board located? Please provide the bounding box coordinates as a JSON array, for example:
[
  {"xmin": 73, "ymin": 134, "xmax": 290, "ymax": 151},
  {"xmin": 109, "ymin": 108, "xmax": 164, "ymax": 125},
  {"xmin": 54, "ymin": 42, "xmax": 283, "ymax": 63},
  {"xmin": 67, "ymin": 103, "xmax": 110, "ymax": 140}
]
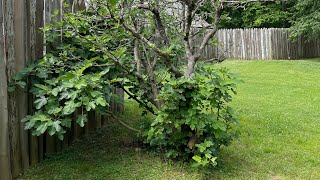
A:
[
  {"xmin": 62, "ymin": 131, "xmax": 69, "ymax": 150},
  {"xmin": 30, "ymin": 0, "xmax": 45, "ymax": 165},
  {"xmin": 5, "ymin": 0, "xmax": 23, "ymax": 176},
  {"xmin": 14, "ymin": 0, "xmax": 29, "ymax": 171},
  {"xmin": 71, "ymin": 109, "xmax": 84, "ymax": 142},
  {"xmin": 88, "ymin": 111, "xmax": 96, "ymax": 132},
  {"xmin": 29, "ymin": 0, "xmax": 39, "ymax": 166},
  {"xmin": 102, "ymin": 115, "xmax": 109, "ymax": 126},
  {"xmin": 0, "ymin": 0, "xmax": 12, "ymax": 178},
  {"xmin": 0, "ymin": 57, "xmax": 11, "ymax": 180},
  {"xmin": 55, "ymin": 138, "xmax": 62, "ymax": 152},
  {"xmin": 96, "ymin": 113, "xmax": 102, "ymax": 129},
  {"xmin": 37, "ymin": 135, "xmax": 43, "ymax": 161},
  {"xmin": 44, "ymin": 0, "xmax": 57, "ymax": 156}
]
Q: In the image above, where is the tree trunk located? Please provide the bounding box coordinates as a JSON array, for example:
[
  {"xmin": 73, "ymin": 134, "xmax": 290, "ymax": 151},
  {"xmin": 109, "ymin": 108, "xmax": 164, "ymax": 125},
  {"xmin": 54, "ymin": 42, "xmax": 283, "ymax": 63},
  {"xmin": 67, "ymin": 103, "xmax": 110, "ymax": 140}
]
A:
[
  {"xmin": 185, "ymin": 56, "xmax": 196, "ymax": 78},
  {"xmin": 134, "ymin": 38, "xmax": 141, "ymax": 72},
  {"xmin": 149, "ymin": 69, "xmax": 161, "ymax": 109}
]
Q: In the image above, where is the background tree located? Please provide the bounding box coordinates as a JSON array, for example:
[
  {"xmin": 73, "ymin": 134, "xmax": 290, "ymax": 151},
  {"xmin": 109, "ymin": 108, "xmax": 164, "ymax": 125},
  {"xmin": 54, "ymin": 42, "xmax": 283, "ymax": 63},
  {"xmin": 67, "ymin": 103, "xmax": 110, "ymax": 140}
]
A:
[
  {"xmin": 290, "ymin": 0, "xmax": 320, "ymax": 40},
  {"xmin": 220, "ymin": 0, "xmax": 296, "ymax": 28}
]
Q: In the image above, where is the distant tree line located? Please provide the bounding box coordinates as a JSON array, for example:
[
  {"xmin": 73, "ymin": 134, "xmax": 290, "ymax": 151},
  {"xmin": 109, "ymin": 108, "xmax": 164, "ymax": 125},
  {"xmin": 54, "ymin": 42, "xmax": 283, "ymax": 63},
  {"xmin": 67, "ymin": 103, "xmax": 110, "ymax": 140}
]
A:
[
  {"xmin": 211, "ymin": 0, "xmax": 319, "ymax": 40},
  {"xmin": 219, "ymin": 0, "xmax": 296, "ymax": 28}
]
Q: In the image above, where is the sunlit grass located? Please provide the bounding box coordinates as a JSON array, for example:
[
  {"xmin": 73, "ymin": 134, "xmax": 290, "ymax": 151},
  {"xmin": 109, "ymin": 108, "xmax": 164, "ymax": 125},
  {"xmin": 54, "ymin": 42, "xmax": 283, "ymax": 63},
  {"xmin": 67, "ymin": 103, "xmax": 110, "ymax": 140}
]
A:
[
  {"xmin": 212, "ymin": 60, "xmax": 320, "ymax": 179},
  {"xmin": 22, "ymin": 59, "xmax": 320, "ymax": 179}
]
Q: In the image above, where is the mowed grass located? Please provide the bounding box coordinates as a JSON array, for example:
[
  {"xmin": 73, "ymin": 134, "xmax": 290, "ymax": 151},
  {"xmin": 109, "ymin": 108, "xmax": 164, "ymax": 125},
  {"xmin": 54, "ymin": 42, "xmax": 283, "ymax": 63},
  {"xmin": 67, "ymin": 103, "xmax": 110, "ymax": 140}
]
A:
[
  {"xmin": 213, "ymin": 60, "xmax": 320, "ymax": 179},
  {"xmin": 21, "ymin": 60, "xmax": 320, "ymax": 179}
]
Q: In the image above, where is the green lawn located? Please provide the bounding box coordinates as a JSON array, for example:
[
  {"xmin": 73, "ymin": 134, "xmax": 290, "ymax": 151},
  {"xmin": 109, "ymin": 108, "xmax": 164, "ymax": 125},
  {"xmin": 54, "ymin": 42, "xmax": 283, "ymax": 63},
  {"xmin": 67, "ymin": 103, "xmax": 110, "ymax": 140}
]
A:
[{"xmin": 22, "ymin": 60, "xmax": 320, "ymax": 179}]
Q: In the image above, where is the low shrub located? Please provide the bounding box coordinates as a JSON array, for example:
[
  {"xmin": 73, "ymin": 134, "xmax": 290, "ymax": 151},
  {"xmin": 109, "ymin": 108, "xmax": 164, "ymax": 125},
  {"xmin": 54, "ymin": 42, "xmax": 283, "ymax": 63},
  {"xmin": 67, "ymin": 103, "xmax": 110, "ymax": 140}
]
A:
[{"xmin": 143, "ymin": 66, "xmax": 240, "ymax": 167}]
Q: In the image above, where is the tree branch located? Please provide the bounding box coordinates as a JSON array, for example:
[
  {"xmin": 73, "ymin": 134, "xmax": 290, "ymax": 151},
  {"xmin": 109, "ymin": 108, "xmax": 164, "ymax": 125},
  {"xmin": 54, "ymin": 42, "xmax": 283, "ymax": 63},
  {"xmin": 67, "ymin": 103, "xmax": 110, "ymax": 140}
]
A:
[
  {"xmin": 111, "ymin": 19, "xmax": 183, "ymax": 77},
  {"xmin": 135, "ymin": 3, "xmax": 169, "ymax": 45},
  {"xmin": 64, "ymin": 16, "xmax": 148, "ymax": 87},
  {"xmin": 118, "ymin": 85, "xmax": 156, "ymax": 115},
  {"xmin": 194, "ymin": 1, "xmax": 223, "ymax": 60}
]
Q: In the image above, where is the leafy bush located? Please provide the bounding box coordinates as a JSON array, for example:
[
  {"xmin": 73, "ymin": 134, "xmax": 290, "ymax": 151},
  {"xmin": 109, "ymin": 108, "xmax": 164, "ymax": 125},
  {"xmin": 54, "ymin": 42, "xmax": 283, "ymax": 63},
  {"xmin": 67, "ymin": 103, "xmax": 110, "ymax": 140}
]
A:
[
  {"xmin": 11, "ymin": 9, "xmax": 127, "ymax": 140},
  {"xmin": 144, "ymin": 66, "xmax": 239, "ymax": 167}
]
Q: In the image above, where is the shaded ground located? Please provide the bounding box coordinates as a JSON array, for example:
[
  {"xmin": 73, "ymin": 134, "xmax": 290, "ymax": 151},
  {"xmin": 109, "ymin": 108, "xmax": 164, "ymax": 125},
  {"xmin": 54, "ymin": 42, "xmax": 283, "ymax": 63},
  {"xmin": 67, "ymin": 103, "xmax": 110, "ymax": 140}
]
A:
[
  {"xmin": 22, "ymin": 60, "xmax": 320, "ymax": 179},
  {"xmin": 21, "ymin": 101, "xmax": 203, "ymax": 180}
]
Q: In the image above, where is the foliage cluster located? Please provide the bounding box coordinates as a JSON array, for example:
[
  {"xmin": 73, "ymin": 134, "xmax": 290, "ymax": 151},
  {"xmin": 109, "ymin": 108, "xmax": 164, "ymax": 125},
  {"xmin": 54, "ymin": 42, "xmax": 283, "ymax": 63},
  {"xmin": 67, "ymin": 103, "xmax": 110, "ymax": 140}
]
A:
[
  {"xmin": 289, "ymin": 0, "xmax": 320, "ymax": 40},
  {"xmin": 11, "ymin": 7, "xmax": 128, "ymax": 139},
  {"xmin": 219, "ymin": 0, "xmax": 320, "ymax": 41},
  {"xmin": 220, "ymin": 0, "xmax": 296, "ymax": 28},
  {"xmin": 144, "ymin": 66, "xmax": 239, "ymax": 167}
]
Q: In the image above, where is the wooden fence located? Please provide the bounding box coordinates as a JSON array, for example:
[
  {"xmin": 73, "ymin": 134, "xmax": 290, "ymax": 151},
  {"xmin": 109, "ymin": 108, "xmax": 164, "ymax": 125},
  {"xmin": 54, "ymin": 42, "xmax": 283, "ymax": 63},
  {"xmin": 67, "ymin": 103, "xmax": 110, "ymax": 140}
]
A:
[
  {"xmin": 0, "ymin": 1, "xmax": 124, "ymax": 179},
  {"xmin": 201, "ymin": 28, "xmax": 320, "ymax": 60}
]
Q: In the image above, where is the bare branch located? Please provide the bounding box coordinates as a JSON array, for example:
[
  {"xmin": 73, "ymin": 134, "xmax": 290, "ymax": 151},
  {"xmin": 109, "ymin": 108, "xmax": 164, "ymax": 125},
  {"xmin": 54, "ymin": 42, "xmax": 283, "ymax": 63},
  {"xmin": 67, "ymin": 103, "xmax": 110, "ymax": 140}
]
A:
[
  {"xmin": 109, "ymin": 14, "xmax": 183, "ymax": 77},
  {"xmin": 183, "ymin": 1, "xmax": 195, "ymax": 57},
  {"xmin": 135, "ymin": 3, "xmax": 169, "ymax": 44},
  {"xmin": 118, "ymin": 85, "xmax": 156, "ymax": 115},
  {"xmin": 194, "ymin": 0, "xmax": 223, "ymax": 60}
]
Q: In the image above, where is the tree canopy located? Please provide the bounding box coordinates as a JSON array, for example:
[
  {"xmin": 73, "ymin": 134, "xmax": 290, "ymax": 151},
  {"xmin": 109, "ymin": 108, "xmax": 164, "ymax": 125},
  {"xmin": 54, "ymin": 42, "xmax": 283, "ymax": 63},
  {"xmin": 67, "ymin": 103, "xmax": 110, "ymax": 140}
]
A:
[
  {"xmin": 220, "ymin": 0, "xmax": 296, "ymax": 28},
  {"xmin": 13, "ymin": 0, "xmax": 242, "ymax": 168},
  {"xmin": 216, "ymin": 0, "xmax": 320, "ymax": 40},
  {"xmin": 290, "ymin": 0, "xmax": 320, "ymax": 39}
]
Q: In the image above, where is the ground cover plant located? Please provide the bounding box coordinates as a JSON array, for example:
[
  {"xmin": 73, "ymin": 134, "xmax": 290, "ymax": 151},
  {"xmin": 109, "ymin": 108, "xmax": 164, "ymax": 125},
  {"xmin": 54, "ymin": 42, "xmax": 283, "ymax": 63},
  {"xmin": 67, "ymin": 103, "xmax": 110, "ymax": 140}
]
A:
[{"xmin": 22, "ymin": 60, "xmax": 320, "ymax": 179}]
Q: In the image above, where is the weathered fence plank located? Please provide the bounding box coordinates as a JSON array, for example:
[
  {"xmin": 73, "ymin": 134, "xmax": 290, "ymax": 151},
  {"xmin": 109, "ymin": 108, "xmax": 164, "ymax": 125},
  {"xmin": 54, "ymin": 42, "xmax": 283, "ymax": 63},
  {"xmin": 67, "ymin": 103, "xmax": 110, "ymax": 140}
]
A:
[
  {"xmin": 5, "ymin": 0, "xmax": 23, "ymax": 176},
  {"xmin": 205, "ymin": 28, "xmax": 320, "ymax": 60},
  {"xmin": 14, "ymin": 0, "xmax": 29, "ymax": 172},
  {"xmin": 29, "ymin": 0, "xmax": 45, "ymax": 166},
  {"xmin": 96, "ymin": 113, "xmax": 102, "ymax": 129},
  {"xmin": 44, "ymin": 0, "xmax": 57, "ymax": 157},
  {"xmin": 0, "ymin": 0, "xmax": 12, "ymax": 178}
]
